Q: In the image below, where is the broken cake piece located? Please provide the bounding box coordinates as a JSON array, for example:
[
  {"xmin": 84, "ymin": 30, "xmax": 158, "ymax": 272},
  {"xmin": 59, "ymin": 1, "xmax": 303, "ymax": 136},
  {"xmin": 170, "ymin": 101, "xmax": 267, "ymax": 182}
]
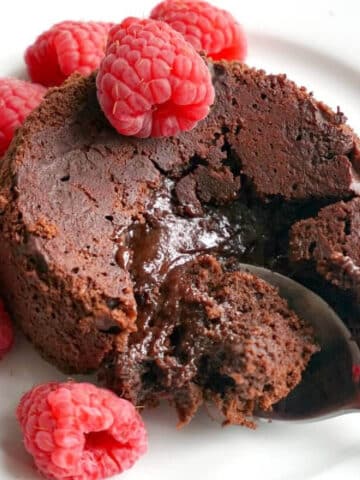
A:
[{"xmin": 103, "ymin": 256, "xmax": 318, "ymax": 427}]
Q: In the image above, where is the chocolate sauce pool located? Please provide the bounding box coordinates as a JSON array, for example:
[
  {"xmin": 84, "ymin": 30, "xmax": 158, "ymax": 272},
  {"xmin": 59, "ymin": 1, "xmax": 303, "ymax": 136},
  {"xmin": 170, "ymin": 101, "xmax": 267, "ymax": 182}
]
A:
[{"xmin": 116, "ymin": 179, "xmax": 287, "ymax": 289}]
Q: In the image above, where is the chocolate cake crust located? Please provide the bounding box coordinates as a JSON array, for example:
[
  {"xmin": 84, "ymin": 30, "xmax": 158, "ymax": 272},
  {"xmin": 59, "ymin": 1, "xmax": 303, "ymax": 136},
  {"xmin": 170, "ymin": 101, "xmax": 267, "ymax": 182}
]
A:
[{"xmin": 2, "ymin": 59, "xmax": 360, "ymax": 424}]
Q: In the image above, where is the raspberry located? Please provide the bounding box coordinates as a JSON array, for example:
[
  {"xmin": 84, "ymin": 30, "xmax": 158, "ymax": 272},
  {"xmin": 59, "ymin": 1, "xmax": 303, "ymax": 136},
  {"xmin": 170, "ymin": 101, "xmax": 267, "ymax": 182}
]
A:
[
  {"xmin": 97, "ymin": 17, "xmax": 215, "ymax": 138},
  {"xmin": 0, "ymin": 78, "xmax": 46, "ymax": 157},
  {"xmin": 16, "ymin": 382, "xmax": 147, "ymax": 480},
  {"xmin": 353, "ymin": 364, "xmax": 360, "ymax": 383},
  {"xmin": 0, "ymin": 300, "xmax": 14, "ymax": 359},
  {"xmin": 25, "ymin": 21, "xmax": 114, "ymax": 87},
  {"xmin": 151, "ymin": 0, "xmax": 247, "ymax": 61}
]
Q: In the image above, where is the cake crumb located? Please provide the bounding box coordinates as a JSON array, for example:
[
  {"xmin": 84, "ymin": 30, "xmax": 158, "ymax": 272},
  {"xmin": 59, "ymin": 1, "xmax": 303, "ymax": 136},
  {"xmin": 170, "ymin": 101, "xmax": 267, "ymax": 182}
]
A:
[{"xmin": 28, "ymin": 217, "xmax": 58, "ymax": 239}]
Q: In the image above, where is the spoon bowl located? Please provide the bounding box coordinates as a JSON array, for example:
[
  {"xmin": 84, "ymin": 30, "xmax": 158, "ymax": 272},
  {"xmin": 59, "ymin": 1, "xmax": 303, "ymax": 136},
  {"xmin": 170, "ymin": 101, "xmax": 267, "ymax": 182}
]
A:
[{"xmin": 239, "ymin": 264, "xmax": 360, "ymax": 421}]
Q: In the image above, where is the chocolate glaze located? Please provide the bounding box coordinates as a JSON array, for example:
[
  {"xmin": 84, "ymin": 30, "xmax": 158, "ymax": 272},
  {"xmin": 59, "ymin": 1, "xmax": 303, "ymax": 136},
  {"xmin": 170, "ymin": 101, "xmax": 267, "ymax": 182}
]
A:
[{"xmin": 1, "ymin": 60, "xmax": 360, "ymax": 424}]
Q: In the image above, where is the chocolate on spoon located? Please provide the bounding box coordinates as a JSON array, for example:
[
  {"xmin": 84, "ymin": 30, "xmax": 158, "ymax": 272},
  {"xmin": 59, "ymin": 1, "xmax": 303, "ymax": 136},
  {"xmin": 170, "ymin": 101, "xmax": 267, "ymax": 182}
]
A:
[{"xmin": 242, "ymin": 264, "xmax": 360, "ymax": 422}]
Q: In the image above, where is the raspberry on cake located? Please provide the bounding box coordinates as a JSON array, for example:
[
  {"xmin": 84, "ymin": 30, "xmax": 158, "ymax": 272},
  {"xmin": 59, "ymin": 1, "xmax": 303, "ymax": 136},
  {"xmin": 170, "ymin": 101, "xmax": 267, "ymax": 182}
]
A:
[
  {"xmin": 1, "ymin": 56, "xmax": 359, "ymax": 425},
  {"xmin": 0, "ymin": 78, "xmax": 46, "ymax": 156},
  {"xmin": 97, "ymin": 17, "xmax": 215, "ymax": 138},
  {"xmin": 151, "ymin": 0, "xmax": 247, "ymax": 61},
  {"xmin": 25, "ymin": 21, "xmax": 114, "ymax": 87},
  {"xmin": 16, "ymin": 382, "xmax": 147, "ymax": 480}
]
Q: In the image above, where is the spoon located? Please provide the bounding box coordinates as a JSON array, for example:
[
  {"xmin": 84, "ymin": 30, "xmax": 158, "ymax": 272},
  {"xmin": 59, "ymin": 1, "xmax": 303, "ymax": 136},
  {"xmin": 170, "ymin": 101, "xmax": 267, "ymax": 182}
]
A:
[{"xmin": 239, "ymin": 264, "xmax": 360, "ymax": 422}]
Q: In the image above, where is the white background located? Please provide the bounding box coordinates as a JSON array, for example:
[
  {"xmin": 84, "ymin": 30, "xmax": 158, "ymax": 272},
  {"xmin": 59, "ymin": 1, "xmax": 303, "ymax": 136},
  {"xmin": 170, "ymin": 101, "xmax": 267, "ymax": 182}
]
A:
[{"xmin": 1, "ymin": 1, "xmax": 360, "ymax": 479}]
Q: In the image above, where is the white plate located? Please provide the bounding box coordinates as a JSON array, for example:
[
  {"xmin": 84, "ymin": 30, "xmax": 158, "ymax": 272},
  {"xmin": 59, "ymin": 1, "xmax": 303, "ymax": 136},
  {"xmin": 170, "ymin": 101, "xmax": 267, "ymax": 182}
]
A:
[{"xmin": 1, "ymin": 1, "xmax": 360, "ymax": 479}]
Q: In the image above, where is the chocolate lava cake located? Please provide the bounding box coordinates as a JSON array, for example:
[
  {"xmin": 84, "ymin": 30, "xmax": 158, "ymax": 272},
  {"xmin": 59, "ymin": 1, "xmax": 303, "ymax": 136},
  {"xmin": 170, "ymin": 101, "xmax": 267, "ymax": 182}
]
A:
[{"xmin": 1, "ymin": 59, "xmax": 360, "ymax": 426}]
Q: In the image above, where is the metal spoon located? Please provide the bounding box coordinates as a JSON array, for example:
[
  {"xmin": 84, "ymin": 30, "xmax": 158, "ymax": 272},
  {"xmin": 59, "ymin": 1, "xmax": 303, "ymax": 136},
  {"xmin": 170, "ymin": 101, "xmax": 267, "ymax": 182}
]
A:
[{"xmin": 239, "ymin": 264, "xmax": 360, "ymax": 422}]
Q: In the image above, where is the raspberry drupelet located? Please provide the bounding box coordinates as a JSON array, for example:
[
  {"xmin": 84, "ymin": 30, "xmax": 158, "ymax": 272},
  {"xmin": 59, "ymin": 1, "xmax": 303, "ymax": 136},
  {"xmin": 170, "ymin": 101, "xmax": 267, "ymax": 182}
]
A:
[{"xmin": 97, "ymin": 17, "xmax": 215, "ymax": 138}]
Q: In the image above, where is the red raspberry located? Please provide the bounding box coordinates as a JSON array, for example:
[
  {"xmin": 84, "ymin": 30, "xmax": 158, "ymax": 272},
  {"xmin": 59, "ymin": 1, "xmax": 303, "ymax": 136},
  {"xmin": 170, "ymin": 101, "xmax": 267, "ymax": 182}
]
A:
[
  {"xmin": 0, "ymin": 78, "xmax": 46, "ymax": 157},
  {"xmin": 16, "ymin": 382, "xmax": 147, "ymax": 480},
  {"xmin": 151, "ymin": 0, "xmax": 247, "ymax": 61},
  {"xmin": 353, "ymin": 364, "xmax": 360, "ymax": 383},
  {"xmin": 0, "ymin": 300, "xmax": 14, "ymax": 358},
  {"xmin": 97, "ymin": 17, "xmax": 215, "ymax": 138},
  {"xmin": 25, "ymin": 21, "xmax": 114, "ymax": 87}
]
